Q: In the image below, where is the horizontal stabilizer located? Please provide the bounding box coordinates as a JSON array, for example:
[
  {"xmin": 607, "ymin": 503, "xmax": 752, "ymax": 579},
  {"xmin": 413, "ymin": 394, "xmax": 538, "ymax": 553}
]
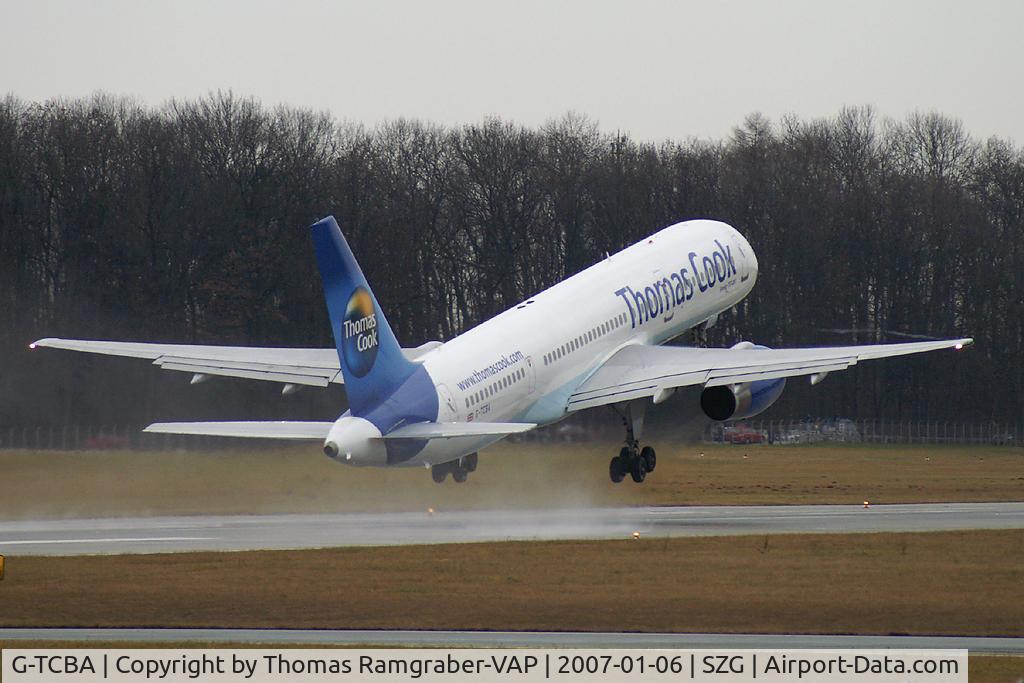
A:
[
  {"xmin": 378, "ymin": 422, "xmax": 536, "ymax": 440},
  {"xmin": 144, "ymin": 421, "xmax": 334, "ymax": 440}
]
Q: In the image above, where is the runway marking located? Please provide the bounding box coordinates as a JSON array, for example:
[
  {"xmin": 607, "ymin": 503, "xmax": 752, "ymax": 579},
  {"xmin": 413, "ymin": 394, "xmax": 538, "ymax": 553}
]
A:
[{"xmin": 0, "ymin": 536, "xmax": 215, "ymax": 545}]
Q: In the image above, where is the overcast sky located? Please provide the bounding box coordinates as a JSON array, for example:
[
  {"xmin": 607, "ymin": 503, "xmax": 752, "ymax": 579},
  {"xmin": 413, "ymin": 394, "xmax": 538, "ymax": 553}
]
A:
[{"xmin": 2, "ymin": 0, "xmax": 1022, "ymax": 143}]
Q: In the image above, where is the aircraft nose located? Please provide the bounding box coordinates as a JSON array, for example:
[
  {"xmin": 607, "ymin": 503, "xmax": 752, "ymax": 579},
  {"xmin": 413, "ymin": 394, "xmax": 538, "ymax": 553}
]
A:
[{"xmin": 734, "ymin": 229, "xmax": 758, "ymax": 283}]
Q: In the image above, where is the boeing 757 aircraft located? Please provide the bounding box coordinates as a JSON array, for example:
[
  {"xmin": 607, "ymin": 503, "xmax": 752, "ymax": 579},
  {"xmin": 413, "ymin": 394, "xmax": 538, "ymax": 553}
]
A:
[{"xmin": 33, "ymin": 217, "xmax": 972, "ymax": 483}]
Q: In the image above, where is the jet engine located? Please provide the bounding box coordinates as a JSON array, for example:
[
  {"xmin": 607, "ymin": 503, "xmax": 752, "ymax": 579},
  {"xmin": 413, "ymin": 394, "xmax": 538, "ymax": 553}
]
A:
[{"xmin": 699, "ymin": 342, "xmax": 786, "ymax": 421}]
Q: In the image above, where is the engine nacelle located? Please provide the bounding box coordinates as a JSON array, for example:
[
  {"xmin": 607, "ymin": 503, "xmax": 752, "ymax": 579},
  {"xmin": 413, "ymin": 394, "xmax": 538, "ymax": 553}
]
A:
[{"xmin": 699, "ymin": 341, "xmax": 786, "ymax": 421}]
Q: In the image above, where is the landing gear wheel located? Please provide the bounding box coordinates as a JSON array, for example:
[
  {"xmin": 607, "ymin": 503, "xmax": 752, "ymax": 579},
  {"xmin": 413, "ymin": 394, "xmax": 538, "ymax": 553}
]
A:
[
  {"xmin": 630, "ymin": 456, "xmax": 647, "ymax": 483},
  {"xmin": 462, "ymin": 452, "xmax": 478, "ymax": 473},
  {"xmin": 641, "ymin": 446, "xmax": 656, "ymax": 472},
  {"xmin": 431, "ymin": 465, "xmax": 448, "ymax": 483},
  {"xmin": 452, "ymin": 468, "xmax": 468, "ymax": 483},
  {"xmin": 609, "ymin": 456, "xmax": 626, "ymax": 483}
]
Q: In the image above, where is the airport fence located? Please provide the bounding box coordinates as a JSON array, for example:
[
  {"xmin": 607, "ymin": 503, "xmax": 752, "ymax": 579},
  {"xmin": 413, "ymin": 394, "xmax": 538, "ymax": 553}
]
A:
[
  {"xmin": 703, "ymin": 418, "xmax": 1021, "ymax": 446},
  {"xmin": 0, "ymin": 424, "xmax": 250, "ymax": 452},
  {"xmin": 0, "ymin": 418, "xmax": 1020, "ymax": 451}
]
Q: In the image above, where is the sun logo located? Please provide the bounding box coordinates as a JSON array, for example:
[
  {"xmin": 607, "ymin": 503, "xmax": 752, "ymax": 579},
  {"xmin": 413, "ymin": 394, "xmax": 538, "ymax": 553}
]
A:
[{"xmin": 342, "ymin": 286, "xmax": 379, "ymax": 377}]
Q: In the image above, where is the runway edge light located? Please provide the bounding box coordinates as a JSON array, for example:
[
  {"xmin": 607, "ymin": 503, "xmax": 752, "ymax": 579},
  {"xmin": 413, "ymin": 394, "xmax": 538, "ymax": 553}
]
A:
[{"xmin": 0, "ymin": 554, "xmax": 5, "ymax": 580}]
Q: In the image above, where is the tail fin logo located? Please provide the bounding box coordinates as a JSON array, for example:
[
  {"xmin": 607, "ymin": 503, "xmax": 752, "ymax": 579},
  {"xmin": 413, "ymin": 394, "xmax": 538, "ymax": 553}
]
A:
[{"xmin": 342, "ymin": 286, "xmax": 379, "ymax": 378}]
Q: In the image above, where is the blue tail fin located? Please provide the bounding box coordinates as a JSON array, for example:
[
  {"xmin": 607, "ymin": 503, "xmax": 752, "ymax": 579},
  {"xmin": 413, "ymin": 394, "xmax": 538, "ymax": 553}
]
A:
[{"xmin": 310, "ymin": 216, "xmax": 417, "ymax": 415}]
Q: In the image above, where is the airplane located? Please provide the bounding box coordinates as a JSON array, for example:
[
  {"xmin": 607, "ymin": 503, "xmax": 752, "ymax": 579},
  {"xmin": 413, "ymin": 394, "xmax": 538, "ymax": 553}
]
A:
[{"xmin": 32, "ymin": 216, "xmax": 973, "ymax": 484}]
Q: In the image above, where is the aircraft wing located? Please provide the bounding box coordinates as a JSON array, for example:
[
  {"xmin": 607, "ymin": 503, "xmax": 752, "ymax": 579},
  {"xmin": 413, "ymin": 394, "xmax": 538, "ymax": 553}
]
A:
[
  {"xmin": 30, "ymin": 337, "xmax": 443, "ymax": 388},
  {"xmin": 144, "ymin": 421, "xmax": 334, "ymax": 440},
  {"xmin": 567, "ymin": 338, "xmax": 973, "ymax": 412}
]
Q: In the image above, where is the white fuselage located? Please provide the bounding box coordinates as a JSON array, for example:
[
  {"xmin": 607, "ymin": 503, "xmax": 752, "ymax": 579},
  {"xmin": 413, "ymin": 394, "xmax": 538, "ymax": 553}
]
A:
[{"xmin": 350, "ymin": 219, "xmax": 757, "ymax": 467}]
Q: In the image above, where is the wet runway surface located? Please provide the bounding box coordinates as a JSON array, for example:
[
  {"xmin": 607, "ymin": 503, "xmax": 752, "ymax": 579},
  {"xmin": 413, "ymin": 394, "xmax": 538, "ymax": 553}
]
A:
[
  {"xmin": 0, "ymin": 628, "xmax": 1022, "ymax": 653},
  {"xmin": 2, "ymin": 502, "xmax": 1023, "ymax": 556}
]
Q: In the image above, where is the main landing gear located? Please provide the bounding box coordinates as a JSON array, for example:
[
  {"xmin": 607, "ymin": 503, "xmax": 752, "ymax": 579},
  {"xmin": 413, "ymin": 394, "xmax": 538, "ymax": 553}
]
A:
[
  {"xmin": 609, "ymin": 399, "xmax": 657, "ymax": 484},
  {"xmin": 431, "ymin": 452, "xmax": 478, "ymax": 483}
]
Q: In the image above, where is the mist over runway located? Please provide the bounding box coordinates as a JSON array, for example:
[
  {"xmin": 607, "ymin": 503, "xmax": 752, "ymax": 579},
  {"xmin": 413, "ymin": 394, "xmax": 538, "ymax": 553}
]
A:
[{"xmin": 2, "ymin": 502, "xmax": 1023, "ymax": 556}]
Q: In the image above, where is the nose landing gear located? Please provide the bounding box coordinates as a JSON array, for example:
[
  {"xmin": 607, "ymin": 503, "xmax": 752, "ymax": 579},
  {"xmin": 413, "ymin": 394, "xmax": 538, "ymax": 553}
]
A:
[{"xmin": 608, "ymin": 400, "xmax": 657, "ymax": 484}]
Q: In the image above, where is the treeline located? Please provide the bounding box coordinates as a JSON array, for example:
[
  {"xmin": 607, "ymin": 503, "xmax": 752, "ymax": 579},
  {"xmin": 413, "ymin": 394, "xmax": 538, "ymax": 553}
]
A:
[{"xmin": 1, "ymin": 92, "xmax": 1021, "ymax": 427}]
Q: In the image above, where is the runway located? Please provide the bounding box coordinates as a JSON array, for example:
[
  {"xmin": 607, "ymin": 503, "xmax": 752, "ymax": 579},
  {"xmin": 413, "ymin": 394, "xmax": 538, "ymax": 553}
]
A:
[
  {"xmin": 1, "ymin": 628, "xmax": 1022, "ymax": 653},
  {"xmin": 2, "ymin": 502, "xmax": 1023, "ymax": 556}
]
